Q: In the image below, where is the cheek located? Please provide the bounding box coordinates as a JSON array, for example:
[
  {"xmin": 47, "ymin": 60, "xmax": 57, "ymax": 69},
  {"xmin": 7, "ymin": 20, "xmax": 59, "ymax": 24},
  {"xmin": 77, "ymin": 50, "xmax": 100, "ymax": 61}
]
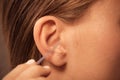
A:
[
  {"xmin": 77, "ymin": 26, "xmax": 120, "ymax": 57},
  {"xmin": 61, "ymin": 0, "xmax": 120, "ymax": 79},
  {"xmin": 62, "ymin": 22, "xmax": 120, "ymax": 79}
]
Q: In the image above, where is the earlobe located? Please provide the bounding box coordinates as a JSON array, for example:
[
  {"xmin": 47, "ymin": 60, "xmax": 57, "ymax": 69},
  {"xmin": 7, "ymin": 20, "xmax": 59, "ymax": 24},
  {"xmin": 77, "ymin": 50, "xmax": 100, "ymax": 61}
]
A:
[
  {"xmin": 33, "ymin": 16, "xmax": 67, "ymax": 67},
  {"xmin": 51, "ymin": 44, "xmax": 67, "ymax": 66}
]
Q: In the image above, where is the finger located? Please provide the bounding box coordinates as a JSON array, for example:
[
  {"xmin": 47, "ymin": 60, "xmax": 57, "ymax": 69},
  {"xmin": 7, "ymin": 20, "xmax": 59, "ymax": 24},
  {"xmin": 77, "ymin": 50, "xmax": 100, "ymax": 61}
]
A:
[
  {"xmin": 18, "ymin": 65, "xmax": 51, "ymax": 79},
  {"xmin": 3, "ymin": 59, "xmax": 35, "ymax": 80}
]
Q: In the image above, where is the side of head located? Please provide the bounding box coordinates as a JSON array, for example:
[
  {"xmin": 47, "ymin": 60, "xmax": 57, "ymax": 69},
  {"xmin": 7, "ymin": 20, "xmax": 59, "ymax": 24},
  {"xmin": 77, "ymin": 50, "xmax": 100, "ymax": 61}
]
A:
[
  {"xmin": 2, "ymin": 0, "xmax": 120, "ymax": 80},
  {"xmin": 2, "ymin": 0, "xmax": 93, "ymax": 68}
]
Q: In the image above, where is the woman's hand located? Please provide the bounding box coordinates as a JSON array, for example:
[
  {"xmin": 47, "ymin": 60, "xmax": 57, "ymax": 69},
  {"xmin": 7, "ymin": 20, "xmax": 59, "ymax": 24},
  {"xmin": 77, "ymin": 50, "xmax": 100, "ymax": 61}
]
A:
[{"xmin": 3, "ymin": 59, "xmax": 51, "ymax": 80}]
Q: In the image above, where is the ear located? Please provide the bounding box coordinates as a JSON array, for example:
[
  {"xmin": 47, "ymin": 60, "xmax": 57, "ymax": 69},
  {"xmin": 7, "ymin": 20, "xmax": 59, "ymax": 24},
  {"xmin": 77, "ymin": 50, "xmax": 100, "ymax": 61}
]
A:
[{"xmin": 33, "ymin": 16, "xmax": 67, "ymax": 66}]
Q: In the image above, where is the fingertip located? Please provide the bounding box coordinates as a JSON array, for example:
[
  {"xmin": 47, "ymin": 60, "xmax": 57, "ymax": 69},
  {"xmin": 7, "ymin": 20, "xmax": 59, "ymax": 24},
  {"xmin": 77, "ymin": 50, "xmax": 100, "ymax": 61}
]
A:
[
  {"xmin": 26, "ymin": 59, "xmax": 36, "ymax": 64},
  {"xmin": 43, "ymin": 66, "xmax": 50, "ymax": 69}
]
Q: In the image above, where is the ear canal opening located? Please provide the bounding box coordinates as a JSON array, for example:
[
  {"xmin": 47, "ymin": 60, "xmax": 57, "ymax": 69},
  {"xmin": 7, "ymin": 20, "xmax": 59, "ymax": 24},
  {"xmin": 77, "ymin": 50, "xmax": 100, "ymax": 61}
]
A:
[
  {"xmin": 37, "ymin": 42, "xmax": 60, "ymax": 64},
  {"xmin": 45, "ymin": 42, "xmax": 60, "ymax": 58}
]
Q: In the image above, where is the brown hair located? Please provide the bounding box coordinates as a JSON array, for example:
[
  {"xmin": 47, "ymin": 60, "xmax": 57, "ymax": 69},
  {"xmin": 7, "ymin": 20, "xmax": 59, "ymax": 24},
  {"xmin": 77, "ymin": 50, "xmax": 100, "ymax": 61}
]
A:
[{"xmin": 2, "ymin": 0, "xmax": 94, "ymax": 68}]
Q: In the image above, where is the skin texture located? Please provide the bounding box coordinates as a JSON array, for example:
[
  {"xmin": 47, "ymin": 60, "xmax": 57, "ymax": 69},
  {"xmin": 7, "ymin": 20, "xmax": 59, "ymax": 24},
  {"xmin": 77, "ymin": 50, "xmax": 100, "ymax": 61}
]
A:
[{"xmin": 3, "ymin": 0, "xmax": 120, "ymax": 80}]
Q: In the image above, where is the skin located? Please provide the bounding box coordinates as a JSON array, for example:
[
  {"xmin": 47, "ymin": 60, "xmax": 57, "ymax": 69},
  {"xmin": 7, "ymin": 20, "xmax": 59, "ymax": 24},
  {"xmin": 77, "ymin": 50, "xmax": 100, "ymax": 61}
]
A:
[
  {"xmin": 3, "ymin": 0, "xmax": 120, "ymax": 80},
  {"xmin": 46, "ymin": 0, "xmax": 120, "ymax": 80}
]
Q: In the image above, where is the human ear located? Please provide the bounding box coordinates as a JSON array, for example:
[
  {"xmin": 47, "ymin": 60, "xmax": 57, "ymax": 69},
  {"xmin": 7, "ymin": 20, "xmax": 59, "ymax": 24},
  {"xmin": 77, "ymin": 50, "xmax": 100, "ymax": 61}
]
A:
[{"xmin": 33, "ymin": 16, "xmax": 67, "ymax": 67}]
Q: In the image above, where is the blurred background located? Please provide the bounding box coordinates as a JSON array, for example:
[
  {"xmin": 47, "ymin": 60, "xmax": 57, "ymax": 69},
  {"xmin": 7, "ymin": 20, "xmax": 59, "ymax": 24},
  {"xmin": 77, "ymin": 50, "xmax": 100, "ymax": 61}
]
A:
[{"xmin": 0, "ymin": 0, "xmax": 11, "ymax": 79}]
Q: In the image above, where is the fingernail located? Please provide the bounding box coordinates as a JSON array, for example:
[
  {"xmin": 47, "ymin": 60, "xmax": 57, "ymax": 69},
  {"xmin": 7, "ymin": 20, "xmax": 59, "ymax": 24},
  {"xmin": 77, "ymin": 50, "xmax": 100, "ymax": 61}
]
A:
[
  {"xmin": 26, "ymin": 59, "xmax": 35, "ymax": 64},
  {"xmin": 43, "ymin": 66, "xmax": 50, "ymax": 69}
]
